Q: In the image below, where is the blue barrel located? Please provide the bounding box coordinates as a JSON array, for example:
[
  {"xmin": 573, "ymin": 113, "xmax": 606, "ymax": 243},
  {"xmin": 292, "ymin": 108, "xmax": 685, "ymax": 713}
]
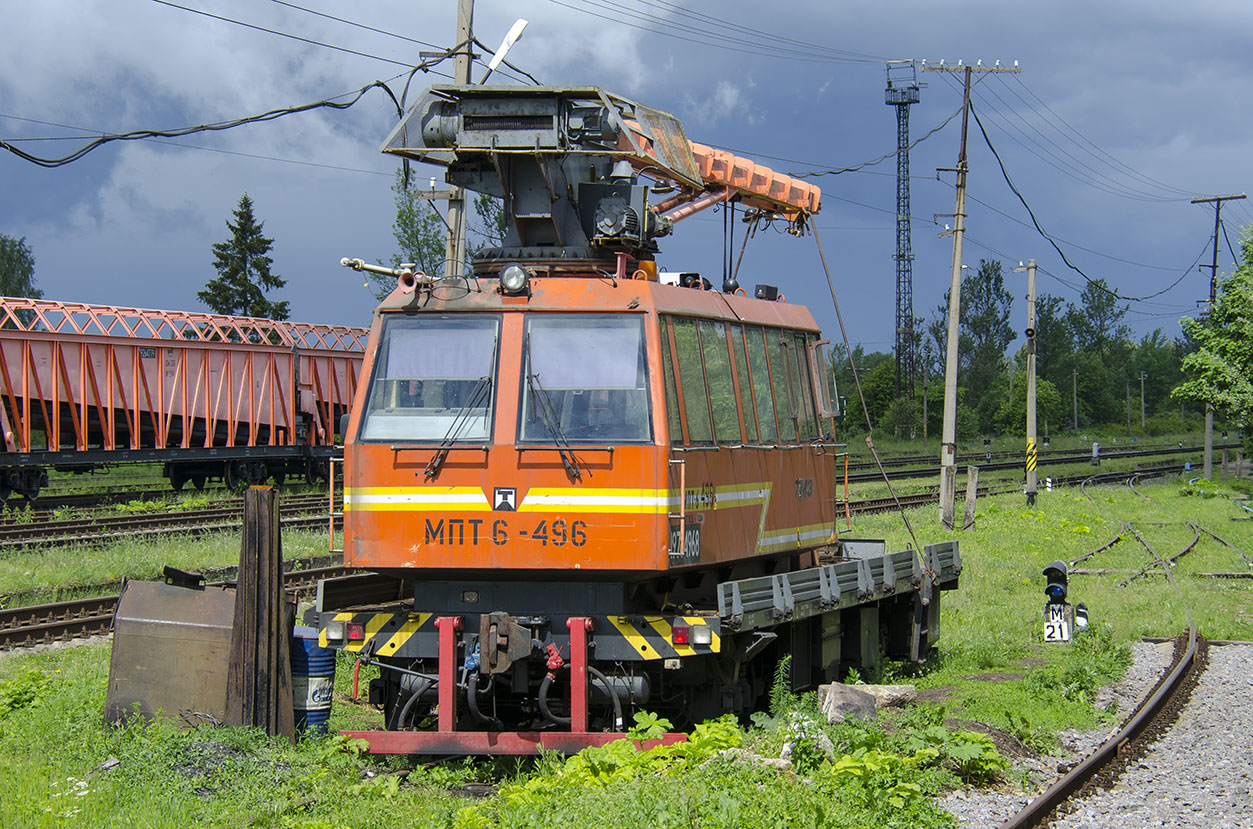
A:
[{"xmin": 291, "ymin": 626, "xmax": 336, "ymax": 734}]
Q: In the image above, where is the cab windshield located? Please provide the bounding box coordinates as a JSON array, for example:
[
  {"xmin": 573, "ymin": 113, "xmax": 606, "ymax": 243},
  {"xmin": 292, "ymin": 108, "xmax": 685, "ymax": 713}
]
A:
[
  {"xmin": 519, "ymin": 315, "xmax": 652, "ymax": 444},
  {"xmin": 359, "ymin": 314, "xmax": 500, "ymax": 442}
]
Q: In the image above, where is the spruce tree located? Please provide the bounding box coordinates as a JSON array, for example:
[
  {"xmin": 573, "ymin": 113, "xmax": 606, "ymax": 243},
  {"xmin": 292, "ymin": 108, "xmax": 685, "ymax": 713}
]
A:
[
  {"xmin": 199, "ymin": 194, "xmax": 289, "ymax": 319},
  {"xmin": 0, "ymin": 234, "xmax": 42, "ymax": 299}
]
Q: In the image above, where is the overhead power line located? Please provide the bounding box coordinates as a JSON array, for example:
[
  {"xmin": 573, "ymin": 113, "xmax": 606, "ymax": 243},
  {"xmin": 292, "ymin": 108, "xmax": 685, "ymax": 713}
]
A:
[
  {"xmin": 150, "ymin": 0, "xmax": 453, "ymax": 77},
  {"xmin": 971, "ymin": 102, "xmax": 1210, "ymax": 305},
  {"xmin": 0, "ymin": 112, "xmax": 393, "ymax": 176},
  {"xmin": 546, "ymin": 0, "xmax": 890, "ymax": 64},
  {"xmin": 1007, "ymin": 76, "xmax": 1199, "ymax": 201},
  {"xmin": 0, "ymin": 81, "xmax": 401, "ymax": 168},
  {"xmin": 972, "ymin": 84, "xmax": 1187, "ymax": 203},
  {"xmin": 593, "ymin": 0, "xmax": 887, "ymax": 62}
]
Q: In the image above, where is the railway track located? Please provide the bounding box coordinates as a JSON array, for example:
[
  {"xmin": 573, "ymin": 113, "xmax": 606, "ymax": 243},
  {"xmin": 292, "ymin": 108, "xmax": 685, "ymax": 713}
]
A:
[
  {"xmin": 1001, "ymin": 629, "xmax": 1207, "ymax": 828},
  {"xmin": 994, "ymin": 464, "xmax": 1251, "ymax": 828},
  {"xmin": 0, "ymin": 561, "xmax": 355, "ymax": 651},
  {"xmin": 844, "ymin": 443, "xmax": 1225, "ymax": 484},
  {"xmin": 0, "ymin": 493, "xmax": 341, "ymax": 549},
  {"xmin": 842, "ymin": 464, "xmax": 1191, "ymax": 517}
]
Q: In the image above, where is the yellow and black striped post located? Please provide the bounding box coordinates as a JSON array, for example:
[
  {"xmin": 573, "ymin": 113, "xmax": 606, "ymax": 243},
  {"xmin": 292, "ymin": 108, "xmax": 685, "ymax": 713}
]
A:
[{"xmin": 1026, "ymin": 438, "xmax": 1038, "ymax": 505}]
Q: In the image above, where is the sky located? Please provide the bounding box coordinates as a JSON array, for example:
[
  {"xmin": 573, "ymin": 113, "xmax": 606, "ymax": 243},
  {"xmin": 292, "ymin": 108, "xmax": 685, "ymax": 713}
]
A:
[{"xmin": 2, "ymin": 0, "xmax": 1251, "ymax": 359}]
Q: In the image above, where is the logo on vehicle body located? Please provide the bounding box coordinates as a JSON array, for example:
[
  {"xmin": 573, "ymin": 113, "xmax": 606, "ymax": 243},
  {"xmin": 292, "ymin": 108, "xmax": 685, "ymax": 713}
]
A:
[{"xmin": 493, "ymin": 487, "xmax": 517, "ymax": 511}]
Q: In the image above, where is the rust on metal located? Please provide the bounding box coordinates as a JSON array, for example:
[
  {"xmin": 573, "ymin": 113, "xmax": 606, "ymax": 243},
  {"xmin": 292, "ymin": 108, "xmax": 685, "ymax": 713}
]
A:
[
  {"xmin": 0, "ymin": 297, "xmax": 364, "ymax": 455},
  {"xmin": 104, "ymin": 579, "xmax": 237, "ymax": 727}
]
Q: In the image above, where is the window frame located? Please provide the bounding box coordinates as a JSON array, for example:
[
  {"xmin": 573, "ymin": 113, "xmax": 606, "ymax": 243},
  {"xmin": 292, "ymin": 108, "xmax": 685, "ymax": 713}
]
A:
[{"xmin": 357, "ymin": 312, "xmax": 502, "ymax": 445}]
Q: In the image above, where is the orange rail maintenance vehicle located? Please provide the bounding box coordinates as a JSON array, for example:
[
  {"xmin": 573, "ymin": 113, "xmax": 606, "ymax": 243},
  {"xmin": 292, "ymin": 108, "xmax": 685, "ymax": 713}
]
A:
[{"xmin": 314, "ymin": 85, "xmax": 961, "ymax": 754}]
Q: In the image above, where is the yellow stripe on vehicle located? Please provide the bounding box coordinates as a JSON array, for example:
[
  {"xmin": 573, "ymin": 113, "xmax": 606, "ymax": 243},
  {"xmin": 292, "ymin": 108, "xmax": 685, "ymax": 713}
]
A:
[
  {"xmin": 645, "ymin": 617, "xmax": 695, "ymax": 657},
  {"xmin": 345, "ymin": 486, "xmax": 491, "ymax": 512},
  {"xmin": 518, "ymin": 487, "xmax": 670, "ymax": 514},
  {"xmin": 343, "ymin": 611, "xmax": 396, "ymax": 653},
  {"xmin": 608, "ymin": 616, "xmax": 661, "ymax": 659},
  {"xmin": 373, "ymin": 613, "xmax": 432, "ymax": 657}
]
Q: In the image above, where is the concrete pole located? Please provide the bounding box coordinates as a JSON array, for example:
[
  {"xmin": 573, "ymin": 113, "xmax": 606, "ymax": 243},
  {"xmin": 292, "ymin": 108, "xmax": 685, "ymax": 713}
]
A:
[
  {"xmin": 939, "ymin": 66, "xmax": 973, "ymax": 530},
  {"xmin": 1140, "ymin": 371, "xmax": 1147, "ymax": 429},
  {"xmin": 1016, "ymin": 260, "xmax": 1038, "ymax": 505},
  {"xmin": 1072, "ymin": 368, "xmax": 1078, "ymax": 431},
  {"xmin": 444, "ymin": 0, "xmax": 474, "ymax": 280},
  {"xmin": 1192, "ymin": 193, "xmax": 1245, "ymax": 479},
  {"xmin": 1126, "ymin": 383, "xmax": 1131, "ymax": 434}
]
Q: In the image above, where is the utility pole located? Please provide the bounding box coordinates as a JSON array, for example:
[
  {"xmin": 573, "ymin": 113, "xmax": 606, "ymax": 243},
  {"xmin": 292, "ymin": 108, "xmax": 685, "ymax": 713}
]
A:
[
  {"xmin": 1126, "ymin": 383, "xmax": 1131, "ymax": 434},
  {"xmin": 444, "ymin": 0, "xmax": 475, "ymax": 280},
  {"xmin": 1140, "ymin": 371, "xmax": 1147, "ymax": 429},
  {"xmin": 922, "ymin": 362, "xmax": 929, "ymax": 441},
  {"xmin": 1014, "ymin": 259, "xmax": 1038, "ymax": 505},
  {"xmin": 924, "ymin": 59, "xmax": 1018, "ymax": 528},
  {"xmin": 1191, "ymin": 193, "xmax": 1246, "ymax": 479},
  {"xmin": 1072, "ymin": 368, "xmax": 1078, "ymax": 431}
]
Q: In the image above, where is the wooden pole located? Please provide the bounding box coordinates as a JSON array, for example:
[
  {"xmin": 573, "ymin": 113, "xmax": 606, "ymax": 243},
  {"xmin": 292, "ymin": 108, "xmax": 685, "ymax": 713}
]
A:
[{"xmin": 225, "ymin": 486, "xmax": 294, "ymax": 739}]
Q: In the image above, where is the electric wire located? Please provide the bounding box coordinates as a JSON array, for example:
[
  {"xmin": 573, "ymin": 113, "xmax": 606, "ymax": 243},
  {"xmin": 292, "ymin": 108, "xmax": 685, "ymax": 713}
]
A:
[
  {"xmin": 971, "ymin": 102, "xmax": 1207, "ymax": 304},
  {"xmin": 545, "ymin": 0, "xmax": 887, "ymax": 65},
  {"xmin": 953, "ymin": 186, "xmax": 1193, "ymax": 272},
  {"xmin": 972, "ymin": 82, "xmax": 1187, "ymax": 203},
  {"xmin": 267, "ymin": 0, "xmax": 440, "ymax": 49},
  {"xmin": 149, "ymin": 0, "xmax": 448, "ymax": 74},
  {"xmin": 591, "ymin": 0, "xmax": 888, "ymax": 62},
  {"xmin": 0, "ymin": 112, "xmax": 393, "ymax": 176},
  {"xmin": 1221, "ymin": 219, "xmax": 1241, "ymax": 268},
  {"xmin": 262, "ymin": 0, "xmax": 536, "ymax": 86},
  {"xmin": 792, "ymin": 104, "xmax": 964, "ymax": 177},
  {"xmin": 0, "ymin": 81, "xmax": 401, "ymax": 168},
  {"xmin": 1007, "ymin": 75, "xmax": 1199, "ymax": 201}
]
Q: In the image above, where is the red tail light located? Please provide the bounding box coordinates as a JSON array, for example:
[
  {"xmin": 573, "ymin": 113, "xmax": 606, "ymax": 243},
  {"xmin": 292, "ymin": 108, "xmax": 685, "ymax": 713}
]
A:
[
  {"xmin": 347, "ymin": 622, "xmax": 366, "ymax": 641},
  {"xmin": 672, "ymin": 625, "xmax": 689, "ymax": 645}
]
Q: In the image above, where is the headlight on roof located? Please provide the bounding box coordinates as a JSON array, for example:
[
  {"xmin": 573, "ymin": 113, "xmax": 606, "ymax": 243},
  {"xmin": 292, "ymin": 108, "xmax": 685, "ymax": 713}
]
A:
[{"xmin": 499, "ymin": 263, "xmax": 530, "ymax": 295}]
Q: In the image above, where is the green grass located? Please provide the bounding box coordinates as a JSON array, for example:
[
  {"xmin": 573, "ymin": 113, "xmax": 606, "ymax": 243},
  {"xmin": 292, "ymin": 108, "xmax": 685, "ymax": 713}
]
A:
[
  {"xmin": 0, "ymin": 474, "xmax": 1249, "ymax": 825},
  {"xmin": 0, "ymin": 529, "xmax": 336, "ymax": 606},
  {"xmin": 848, "ymin": 475, "xmax": 1253, "ymax": 746}
]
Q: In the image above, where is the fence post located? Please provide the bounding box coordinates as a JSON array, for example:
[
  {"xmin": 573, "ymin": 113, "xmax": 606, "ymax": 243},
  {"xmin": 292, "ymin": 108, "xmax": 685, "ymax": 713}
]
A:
[
  {"xmin": 962, "ymin": 466, "xmax": 979, "ymax": 531},
  {"xmin": 225, "ymin": 486, "xmax": 295, "ymax": 739}
]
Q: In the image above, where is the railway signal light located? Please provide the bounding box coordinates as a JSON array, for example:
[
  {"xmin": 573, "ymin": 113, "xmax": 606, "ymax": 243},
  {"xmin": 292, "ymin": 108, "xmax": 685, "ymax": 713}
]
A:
[{"xmin": 1043, "ymin": 560, "xmax": 1068, "ymax": 604}]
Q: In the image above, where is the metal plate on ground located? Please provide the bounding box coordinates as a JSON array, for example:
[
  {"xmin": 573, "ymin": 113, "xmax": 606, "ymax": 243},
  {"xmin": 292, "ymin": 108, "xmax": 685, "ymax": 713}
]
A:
[{"xmin": 104, "ymin": 580, "xmax": 236, "ymax": 727}]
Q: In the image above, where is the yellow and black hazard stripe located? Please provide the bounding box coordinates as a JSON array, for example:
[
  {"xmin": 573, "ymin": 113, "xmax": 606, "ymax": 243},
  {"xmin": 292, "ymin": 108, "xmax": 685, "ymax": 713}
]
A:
[
  {"xmin": 319, "ymin": 610, "xmax": 432, "ymax": 656},
  {"xmin": 602, "ymin": 615, "xmax": 722, "ymax": 661},
  {"xmin": 1026, "ymin": 439, "xmax": 1038, "ymax": 473}
]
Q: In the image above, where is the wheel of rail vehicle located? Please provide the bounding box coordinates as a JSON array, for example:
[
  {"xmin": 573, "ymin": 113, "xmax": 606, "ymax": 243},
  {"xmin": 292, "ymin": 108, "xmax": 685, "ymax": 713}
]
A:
[
  {"xmin": 224, "ymin": 461, "xmax": 249, "ymax": 493},
  {"xmin": 191, "ymin": 475, "xmax": 207, "ymax": 491},
  {"xmin": 305, "ymin": 459, "xmax": 328, "ymax": 486}
]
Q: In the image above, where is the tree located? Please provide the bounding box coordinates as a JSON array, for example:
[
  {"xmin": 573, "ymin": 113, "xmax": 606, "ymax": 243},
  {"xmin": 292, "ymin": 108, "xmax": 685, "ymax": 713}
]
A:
[
  {"xmin": 1065, "ymin": 278, "xmax": 1129, "ymax": 358},
  {"xmin": 199, "ymin": 194, "xmax": 289, "ymax": 320},
  {"xmin": 994, "ymin": 373, "xmax": 1065, "ymax": 435},
  {"xmin": 373, "ymin": 173, "xmax": 511, "ymax": 300},
  {"xmin": 0, "ymin": 234, "xmax": 43, "ymax": 299},
  {"xmin": 960, "ymin": 258, "xmax": 1015, "ymax": 412},
  {"xmin": 1174, "ymin": 228, "xmax": 1253, "ymax": 435}
]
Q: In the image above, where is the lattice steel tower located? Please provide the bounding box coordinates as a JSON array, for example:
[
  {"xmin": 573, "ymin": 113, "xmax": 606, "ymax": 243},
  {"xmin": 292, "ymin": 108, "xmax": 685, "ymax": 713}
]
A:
[{"xmin": 885, "ymin": 61, "xmax": 921, "ymax": 396}]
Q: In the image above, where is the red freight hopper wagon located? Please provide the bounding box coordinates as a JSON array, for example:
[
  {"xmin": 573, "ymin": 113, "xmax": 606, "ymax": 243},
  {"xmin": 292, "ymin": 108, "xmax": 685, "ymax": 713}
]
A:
[
  {"xmin": 313, "ymin": 86, "xmax": 961, "ymax": 755},
  {"xmin": 0, "ymin": 298, "xmax": 366, "ymax": 499}
]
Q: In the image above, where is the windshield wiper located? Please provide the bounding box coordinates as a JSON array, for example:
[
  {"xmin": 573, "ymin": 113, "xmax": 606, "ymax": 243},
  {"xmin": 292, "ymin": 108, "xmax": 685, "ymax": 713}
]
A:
[
  {"xmin": 424, "ymin": 376, "xmax": 492, "ymax": 479},
  {"xmin": 527, "ymin": 371, "xmax": 587, "ymax": 481}
]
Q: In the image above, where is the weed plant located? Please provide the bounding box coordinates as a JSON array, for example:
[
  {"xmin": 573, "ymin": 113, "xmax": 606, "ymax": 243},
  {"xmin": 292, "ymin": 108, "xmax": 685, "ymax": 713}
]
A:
[
  {"xmin": 0, "ymin": 528, "xmax": 335, "ymax": 606},
  {"xmin": 0, "ymin": 477, "xmax": 1247, "ymax": 825}
]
